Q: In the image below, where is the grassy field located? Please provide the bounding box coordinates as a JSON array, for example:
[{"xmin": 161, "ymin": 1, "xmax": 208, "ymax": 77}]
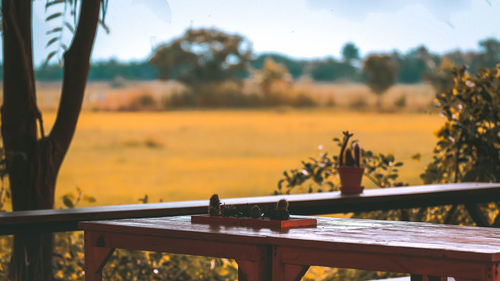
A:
[{"xmin": 40, "ymin": 109, "xmax": 444, "ymax": 207}]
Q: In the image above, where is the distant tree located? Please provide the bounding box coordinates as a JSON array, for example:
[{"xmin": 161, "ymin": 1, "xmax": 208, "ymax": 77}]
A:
[
  {"xmin": 470, "ymin": 38, "xmax": 500, "ymax": 71},
  {"xmin": 392, "ymin": 48, "xmax": 427, "ymax": 84},
  {"xmin": 150, "ymin": 28, "xmax": 252, "ymax": 89},
  {"xmin": 251, "ymin": 53, "xmax": 306, "ymax": 79},
  {"xmin": 425, "ymin": 56, "xmax": 456, "ymax": 94},
  {"xmin": 258, "ymin": 58, "xmax": 291, "ymax": 98},
  {"xmin": 36, "ymin": 60, "xmax": 157, "ymax": 81},
  {"xmin": 341, "ymin": 42, "xmax": 360, "ymax": 62},
  {"xmin": 311, "ymin": 58, "xmax": 359, "ymax": 82},
  {"xmin": 362, "ymin": 54, "xmax": 398, "ymax": 107}
]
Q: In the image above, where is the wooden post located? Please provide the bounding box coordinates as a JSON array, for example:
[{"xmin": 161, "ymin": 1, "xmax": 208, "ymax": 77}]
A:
[
  {"xmin": 272, "ymin": 247, "xmax": 309, "ymax": 281},
  {"xmin": 84, "ymin": 232, "xmax": 114, "ymax": 281},
  {"xmin": 236, "ymin": 245, "xmax": 272, "ymax": 281}
]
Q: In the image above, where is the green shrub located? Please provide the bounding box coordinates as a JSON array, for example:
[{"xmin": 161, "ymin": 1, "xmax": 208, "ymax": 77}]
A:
[
  {"xmin": 276, "ymin": 135, "xmax": 406, "ymax": 195},
  {"xmin": 394, "ymin": 94, "xmax": 407, "ymax": 108},
  {"xmin": 421, "ymin": 66, "xmax": 499, "ymax": 184}
]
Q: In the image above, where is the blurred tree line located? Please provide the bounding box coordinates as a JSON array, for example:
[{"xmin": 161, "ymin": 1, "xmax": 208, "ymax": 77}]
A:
[
  {"xmin": 33, "ymin": 59, "xmax": 158, "ymax": 81},
  {"xmin": 11, "ymin": 29, "xmax": 500, "ymax": 85}
]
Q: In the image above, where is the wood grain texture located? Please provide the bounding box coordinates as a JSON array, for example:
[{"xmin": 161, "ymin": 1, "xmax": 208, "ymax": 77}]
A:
[
  {"xmin": 80, "ymin": 216, "xmax": 500, "ymax": 262},
  {"xmin": 2, "ymin": 182, "xmax": 500, "ymax": 234}
]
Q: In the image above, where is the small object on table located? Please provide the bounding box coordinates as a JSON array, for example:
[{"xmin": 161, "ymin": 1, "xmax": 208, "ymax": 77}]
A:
[{"xmin": 194, "ymin": 195, "xmax": 315, "ymax": 229}]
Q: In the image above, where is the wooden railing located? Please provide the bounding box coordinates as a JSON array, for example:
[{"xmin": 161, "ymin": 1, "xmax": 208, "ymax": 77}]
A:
[{"xmin": 1, "ymin": 182, "xmax": 499, "ymax": 235}]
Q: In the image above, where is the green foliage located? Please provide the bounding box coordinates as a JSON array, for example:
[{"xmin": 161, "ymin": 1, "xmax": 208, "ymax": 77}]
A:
[
  {"xmin": 341, "ymin": 42, "xmax": 360, "ymax": 62},
  {"xmin": 150, "ymin": 28, "xmax": 252, "ymax": 88},
  {"xmin": 470, "ymin": 38, "xmax": 500, "ymax": 72},
  {"xmin": 257, "ymin": 58, "xmax": 293, "ymax": 104},
  {"xmin": 392, "ymin": 46, "xmax": 429, "ymax": 84},
  {"xmin": 425, "ymin": 56, "xmax": 455, "ymax": 95},
  {"xmin": 421, "ymin": 66, "xmax": 500, "ymax": 184},
  {"xmin": 363, "ymin": 54, "xmax": 399, "ymax": 96},
  {"xmin": 89, "ymin": 60, "xmax": 157, "ymax": 81},
  {"xmin": 16, "ymin": 37, "xmax": 500, "ymax": 85},
  {"xmin": 42, "ymin": 0, "xmax": 110, "ymax": 65},
  {"xmin": 276, "ymin": 134, "xmax": 406, "ymax": 195},
  {"xmin": 51, "ymin": 230, "xmax": 239, "ymax": 281},
  {"xmin": 310, "ymin": 58, "xmax": 360, "ymax": 82},
  {"xmin": 161, "ymin": 81, "xmax": 260, "ymax": 108},
  {"xmin": 0, "ymin": 147, "xmax": 10, "ymax": 281},
  {"xmin": 18, "ymin": 189, "xmax": 238, "ymax": 281},
  {"xmin": 35, "ymin": 60, "xmax": 158, "ymax": 81},
  {"xmin": 104, "ymin": 251, "xmax": 237, "ymax": 281},
  {"xmin": 258, "ymin": 58, "xmax": 291, "ymax": 96}
]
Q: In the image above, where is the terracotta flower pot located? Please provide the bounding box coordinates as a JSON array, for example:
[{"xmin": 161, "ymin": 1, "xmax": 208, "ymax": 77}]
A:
[{"xmin": 338, "ymin": 166, "xmax": 364, "ymax": 194}]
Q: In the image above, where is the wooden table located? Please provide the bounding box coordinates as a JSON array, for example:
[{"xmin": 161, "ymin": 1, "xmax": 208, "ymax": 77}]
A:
[{"xmin": 80, "ymin": 216, "xmax": 500, "ymax": 281}]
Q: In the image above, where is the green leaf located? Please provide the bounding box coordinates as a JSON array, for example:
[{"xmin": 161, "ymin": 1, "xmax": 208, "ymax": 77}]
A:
[
  {"xmin": 277, "ymin": 179, "xmax": 284, "ymax": 190},
  {"xmin": 64, "ymin": 21, "xmax": 75, "ymax": 33},
  {"xmin": 410, "ymin": 153, "xmax": 422, "ymax": 161},
  {"xmin": 46, "ymin": 12, "xmax": 63, "ymax": 22},
  {"xmin": 45, "ymin": 0, "xmax": 65, "ymax": 9},
  {"xmin": 62, "ymin": 195, "xmax": 74, "ymax": 208},
  {"xmin": 46, "ymin": 27, "xmax": 62, "ymax": 35},
  {"xmin": 83, "ymin": 195, "xmax": 96, "ymax": 203},
  {"xmin": 46, "ymin": 37, "xmax": 59, "ymax": 47},
  {"xmin": 43, "ymin": 51, "xmax": 57, "ymax": 66}
]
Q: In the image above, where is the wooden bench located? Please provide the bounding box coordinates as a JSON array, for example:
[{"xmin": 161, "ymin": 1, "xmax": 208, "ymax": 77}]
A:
[{"xmin": 1, "ymin": 183, "xmax": 499, "ymax": 235}]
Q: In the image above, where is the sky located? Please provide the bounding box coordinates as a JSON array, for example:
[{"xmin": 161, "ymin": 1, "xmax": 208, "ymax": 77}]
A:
[{"xmin": 28, "ymin": 0, "xmax": 500, "ymax": 66}]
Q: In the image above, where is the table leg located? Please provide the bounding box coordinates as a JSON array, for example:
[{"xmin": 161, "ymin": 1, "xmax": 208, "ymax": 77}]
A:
[
  {"xmin": 237, "ymin": 259, "xmax": 272, "ymax": 281},
  {"xmin": 236, "ymin": 245, "xmax": 273, "ymax": 281},
  {"xmin": 84, "ymin": 232, "xmax": 114, "ymax": 281},
  {"xmin": 273, "ymin": 263, "xmax": 309, "ymax": 281},
  {"xmin": 272, "ymin": 247, "xmax": 309, "ymax": 281}
]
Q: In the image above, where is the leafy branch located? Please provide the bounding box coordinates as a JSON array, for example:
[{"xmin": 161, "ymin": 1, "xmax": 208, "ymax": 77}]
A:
[
  {"xmin": 43, "ymin": 0, "xmax": 110, "ymax": 66},
  {"xmin": 276, "ymin": 136, "xmax": 406, "ymax": 195}
]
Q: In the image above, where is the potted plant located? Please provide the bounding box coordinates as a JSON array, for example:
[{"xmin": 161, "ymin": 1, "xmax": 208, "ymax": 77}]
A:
[{"xmin": 337, "ymin": 131, "xmax": 364, "ymax": 194}]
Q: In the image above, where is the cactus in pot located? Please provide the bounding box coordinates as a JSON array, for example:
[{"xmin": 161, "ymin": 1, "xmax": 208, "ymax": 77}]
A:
[
  {"xmin": 337, "ymin": 131, "xmax": 364, "ymax": 194},
  {"xmin": 208, "ymin": 194, "xmax": 221, "ymax": 216}
]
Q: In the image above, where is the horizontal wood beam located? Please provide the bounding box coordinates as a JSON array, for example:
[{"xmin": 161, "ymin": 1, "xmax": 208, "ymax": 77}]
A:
[{"xmin": 1, "ymin": 182, "xmax": 499, "ymax": 235}]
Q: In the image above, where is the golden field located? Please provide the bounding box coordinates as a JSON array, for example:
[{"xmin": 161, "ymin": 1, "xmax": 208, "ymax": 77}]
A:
[
  {"xmin": 17, "ymin": 81, "xmax": 441, "ymax": 207},
  {"xmin": 40, "ymin": 109, "xmax": 443, "ymax": 207}
]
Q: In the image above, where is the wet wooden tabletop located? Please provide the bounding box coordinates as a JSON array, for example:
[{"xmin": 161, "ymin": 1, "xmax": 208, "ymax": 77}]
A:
[{"xmin": 80, "ymin": 215, "xmax": 500, "ymax": 263}]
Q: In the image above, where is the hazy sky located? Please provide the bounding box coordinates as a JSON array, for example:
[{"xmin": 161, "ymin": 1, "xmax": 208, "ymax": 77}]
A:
[{"xmin": 29, "ymin": 0, "xmax": 500, "ymax": 65}]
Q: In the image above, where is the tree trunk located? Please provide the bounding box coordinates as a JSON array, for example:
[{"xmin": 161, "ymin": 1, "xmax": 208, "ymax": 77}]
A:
[{"xmin": 1, "ymin": 0, "xmax": 102, "ymax": 280}]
